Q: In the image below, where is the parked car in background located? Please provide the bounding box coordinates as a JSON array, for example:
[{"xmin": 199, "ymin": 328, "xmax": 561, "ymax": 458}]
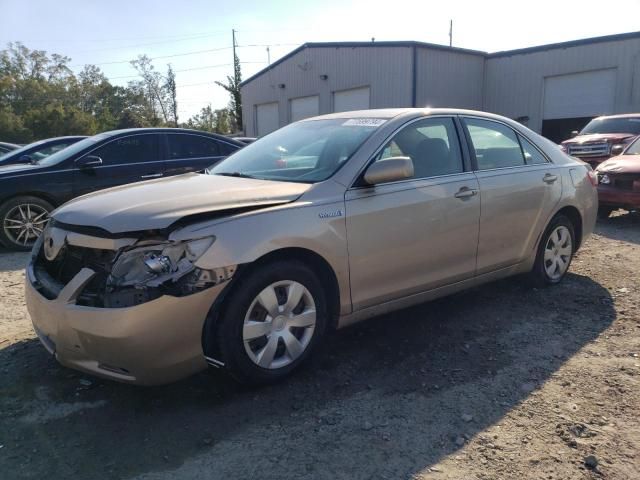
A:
[
  {"xmin": 0, "ymin": 136, "xmax": 86, "ymax": 166},
  {"xmin": 559, "ymin": 114, "xmax": 640, "ymax": 168},
  {"xmin": 0, "ymin": 142, "xmax": 20, "ymax": 155},
  {"xmin": 25, "ymin": 108, "xmax": 597, "ymax": 386},
  {"xmin": 595, "ymin": 135, "xmax": 640, "ymax": 218},
  {"xmin": 0, "ymin": 128, "xmax": 242, "ymax": 250}
]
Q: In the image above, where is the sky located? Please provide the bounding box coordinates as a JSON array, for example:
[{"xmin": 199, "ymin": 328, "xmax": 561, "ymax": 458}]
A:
[{"xmin": 1, "ymin": 0, "xmax": 640, "ymax": 120}]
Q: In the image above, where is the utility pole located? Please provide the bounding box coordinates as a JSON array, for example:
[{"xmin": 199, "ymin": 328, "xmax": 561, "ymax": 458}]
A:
[
  {"xmin": 232, "ymin": 29, "xmax": 237, "ymax": 70},
  {"xmin": 449, "ymin": 19, "xmax": 453, "ymax": 47}
]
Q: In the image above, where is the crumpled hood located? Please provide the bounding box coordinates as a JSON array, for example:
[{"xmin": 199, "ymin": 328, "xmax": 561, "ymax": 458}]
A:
[
  {"xmin": 595, "ymin": 155, "xmax": 640, "ymax": 174},
  {"xmin": 53, "ymin": 173, "xmax": 311, "ymax": 233},
  {"xmin": 562, "ymin": 133, "xmax": 635, "ymax": 145}
]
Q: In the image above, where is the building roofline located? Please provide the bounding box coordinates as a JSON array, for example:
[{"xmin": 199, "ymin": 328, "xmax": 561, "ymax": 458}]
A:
[
  {"xmin": 239, "ymin": 41, "xmax": 486, "ymax": 87},
  {"xmin": 488, "ymin": 30, "xmax": 640, "ymax": 58},
  {"xmin": 240, "ymin": 31, "xmax": 640, "ymax": 87}
]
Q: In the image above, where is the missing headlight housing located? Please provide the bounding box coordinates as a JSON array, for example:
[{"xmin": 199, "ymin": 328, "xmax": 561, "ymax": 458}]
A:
[{"xmin": 109, "ymin": 236, "xmax": 215, "ymax": 289}]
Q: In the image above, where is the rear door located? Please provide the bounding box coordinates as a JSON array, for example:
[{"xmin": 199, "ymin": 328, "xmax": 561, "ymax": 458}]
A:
[
  {"xmin": 164, "ymin": 133, "xmax": 237, "ymax": 177},
  {"xmin": 73, "ymin": 133, "xmax": 163, "ymax": 196},
  {"xmin": 461, "ymin": 116, "xmax": 562, "ymax": 274}
]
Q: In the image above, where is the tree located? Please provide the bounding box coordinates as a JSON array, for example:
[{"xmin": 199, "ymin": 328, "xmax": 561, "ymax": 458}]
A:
[
  {"xmin": 215, "ymin": 38, "xmax": 242, "ymax": 133},
  {"xmin": 165, "ymin": 64, "xmax": 178, "ymax": 127},
  {"xmin": 183, "ymin": 105, "xmax": 233, "ymax": 134}
]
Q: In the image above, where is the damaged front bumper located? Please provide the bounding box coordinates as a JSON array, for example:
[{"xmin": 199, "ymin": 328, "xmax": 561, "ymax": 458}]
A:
[{"xmin": 25, "ymin": 228, "xmax": 233, "ymax": 385}]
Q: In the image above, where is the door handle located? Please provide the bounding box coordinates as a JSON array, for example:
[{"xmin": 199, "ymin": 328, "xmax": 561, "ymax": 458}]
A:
[
  {"xmin": 543, "ymin": 173, "xmax": 558, "ymax": 184},
  {"xmin": 141, "ymin": 173, "xmax": 163, "ymax": 179},
  {"xmin": 454, "ymin": 187, "xmax": 478, "ymax": 199}
]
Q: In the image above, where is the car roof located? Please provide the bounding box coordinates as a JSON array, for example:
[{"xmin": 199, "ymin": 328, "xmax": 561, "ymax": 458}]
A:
[
  {"xmin": 100, "ymin": 127, "xmax": 242, "ymax": 144},
  {"xmin": 591, "ymin": 113, "xmax": 640, "ymax": 120},
  {"xmin": 303, "ymin": 107, "xmax": 519, "ymax": 123}
]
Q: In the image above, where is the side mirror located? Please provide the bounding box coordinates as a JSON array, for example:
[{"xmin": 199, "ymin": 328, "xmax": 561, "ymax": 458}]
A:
[
  {"xmin": 75, "ymin": 155, "xmax": 103, "ymax": 168},
  {"xmin": 18, "ymin": 154, "xmax": 32, "ymax": 164},
  {"xmin": 570, "ymin": 130, "xmax": 580, "ymax": 138},
  {"xmin": 364, "ymin": 156, "xmax": 414, "ymax": 185},
  {"xmin": 610, "ymin": 144, "xmax": 625, "ymax": 156}
]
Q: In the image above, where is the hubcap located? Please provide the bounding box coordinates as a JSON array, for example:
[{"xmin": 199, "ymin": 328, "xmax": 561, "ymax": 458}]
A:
[
  {"xmin": 544, "ymin": 226, "xmax": 572, "ymax": 281},
  {"xmin": 3, "ymin": 203, "xmax": 49, "ymax": 247},
  {"xmin": 243, "ymin": 280, "xmax": 316, "ymax": 370}
]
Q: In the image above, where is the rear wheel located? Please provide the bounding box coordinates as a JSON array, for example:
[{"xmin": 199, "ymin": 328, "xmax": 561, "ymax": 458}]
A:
[
  {"xmin": 0, "ymin": 196, "xmax": 53, "ymax": 251},
  {"xmin": 528, "ymin": 214, "xmax": 575, "ymax": 287},
  {"xmin": 211, "ymin": 260, "xmax": 327, "ymax": 385}
]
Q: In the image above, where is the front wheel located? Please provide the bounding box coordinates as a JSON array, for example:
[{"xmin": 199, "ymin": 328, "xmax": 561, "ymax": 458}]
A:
[
  {"xmin": 211, "ymin": 260, "xmax": 328, "ymax": 385},
  {"xmin": 0, "ymin": 196, "xmax": 53, "ymax": 251},
  {"xmin": 528, "ymin": 215, "xmax": 575, "ymax": 288}
]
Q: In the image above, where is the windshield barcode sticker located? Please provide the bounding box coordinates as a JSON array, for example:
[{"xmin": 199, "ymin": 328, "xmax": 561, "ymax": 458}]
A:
[{"xmin": 342, "ymin": 118, "xmax": 387, "ymax": 127}]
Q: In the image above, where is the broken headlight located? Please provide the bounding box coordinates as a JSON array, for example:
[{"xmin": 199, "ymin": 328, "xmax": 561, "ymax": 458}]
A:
[{"xmin": 108, "ymin": 236, "xmax": 215, "ymax": 289}]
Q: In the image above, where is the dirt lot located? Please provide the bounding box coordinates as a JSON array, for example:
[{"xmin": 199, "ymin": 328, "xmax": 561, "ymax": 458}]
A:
[{"xmin": 1, "ymin": 214, "xmax": 639, "ymax": 480}]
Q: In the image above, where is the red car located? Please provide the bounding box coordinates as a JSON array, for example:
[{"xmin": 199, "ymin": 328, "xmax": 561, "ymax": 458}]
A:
[
  {"xmin": 595, "ymin": 135, "xmax": 640, "ymax": 218},
  {"xmin": 560, "ymin": 114, "xmax": 640, "ymax": 168}
]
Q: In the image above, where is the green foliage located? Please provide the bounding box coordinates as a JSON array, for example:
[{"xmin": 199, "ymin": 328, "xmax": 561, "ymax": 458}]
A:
[
  {"xmin": 215, "ymin": 42, "xmax": 242, "ymax": 133},
  {"xmin": 183, "ymin": 105, "xmax": 233, "ymax": 134},
  {"xmin": 0, "ymin": 43, "xmax": 182, "ymax": 143}
]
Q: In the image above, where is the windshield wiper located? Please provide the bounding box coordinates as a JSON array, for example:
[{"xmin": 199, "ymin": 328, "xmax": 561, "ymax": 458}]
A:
[{"xmin": 214, "ymin": 172, "xmax": 256, "ymax": 179}]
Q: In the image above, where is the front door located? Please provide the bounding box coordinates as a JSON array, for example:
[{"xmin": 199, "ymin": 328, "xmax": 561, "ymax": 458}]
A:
[
  {"xmin": 461, "ymin": 117, "xmax": 563, "ymax": 274},
  {"xmin": 346, "ymin": 117, "xmax": 480, "ymax": 311},
  {"xmin": 73, "ymin": 133, "xmax": 164, "ymax": 197}
]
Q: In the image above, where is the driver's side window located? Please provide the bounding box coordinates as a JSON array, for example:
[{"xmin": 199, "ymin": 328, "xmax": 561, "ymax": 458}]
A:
[{"xmin": 375, "ymin": 117, "xmax": 463, "ymax": 179}]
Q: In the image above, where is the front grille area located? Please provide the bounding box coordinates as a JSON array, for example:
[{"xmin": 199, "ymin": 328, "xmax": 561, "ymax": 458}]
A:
[
  {"xmin": 35, "ymin": 244, "xmax": 116, "ymax": 304},
  {"xmin": 568, "ymin": 142, "xmax": 610, "ymax": 157},
  {"xmin": 598, "ymin": 172, "xmax": 640, "ymax": 191}
]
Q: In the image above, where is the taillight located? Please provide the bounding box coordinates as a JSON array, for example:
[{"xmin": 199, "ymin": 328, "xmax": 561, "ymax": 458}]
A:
[{"xmin": 587, "ymin": 169, "xmax": 598, "ymax": 187}]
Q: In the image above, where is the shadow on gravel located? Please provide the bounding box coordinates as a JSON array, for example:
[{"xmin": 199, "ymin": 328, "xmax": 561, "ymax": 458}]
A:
[
  {"xmin": 596, "ymin": 210, "xmax": 640, "ymax": 245},
  {"xmin": 0, "ymin": 249, "xmax": 29, "ymax": 272},
  {"xmin": 0, "ymin": 272, "xmax": 614, "ymax": 480}
]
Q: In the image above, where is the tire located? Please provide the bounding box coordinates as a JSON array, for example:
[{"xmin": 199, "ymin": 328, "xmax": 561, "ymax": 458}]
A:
[
  {"xmin": 0, "ymin": 196, "xmax": 53, "ymax": 251},
  {"xmin": 597, "ymin": 206, "xmax": 615, "ymax": 220},
  {"xmin": 528, "ymin": 214, "xmax": 575, "ymax": 288},
  {"xmin": 212, "ymin": 260, "xmax": 328, "ymax": 385}
]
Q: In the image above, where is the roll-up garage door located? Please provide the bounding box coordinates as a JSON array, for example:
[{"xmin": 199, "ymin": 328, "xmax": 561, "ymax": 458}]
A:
[
  {"xmin": 256, "ymin": 102, "xmax": 279, "ymax": 137},
  {"xmin": 333, "ymin": 87, "xmax": 370, "ymax": 113},
  {"xmin": 543, "ymin": 69, "xmax": 616, "ymax": 120},
  {"xmin": 290, "ymin": 96, "xmax": 319, "ymax": 122}
]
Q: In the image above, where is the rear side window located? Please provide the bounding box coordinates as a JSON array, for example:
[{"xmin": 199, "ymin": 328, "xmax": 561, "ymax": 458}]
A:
[
  {"xmin": 219, "ymin": 142, "xmax": 240, "ymax": 156},
  {"xmin": 464, "ymin": 118, "xmax": 525, "ymax": 170},
  {"xmin": 168, "ymin": 134, "xmax": 222, "ymax": 159},
  {"xmin": 519, "ymin": 135, "xmax": 548, "ymax": 165},
  {"xmin": 90, "ymin": 135, "xmax": 158, "ymax": 165},
  {"xmin": 375, "ymin": 117, "xmax": 464, "ymax": 179}
]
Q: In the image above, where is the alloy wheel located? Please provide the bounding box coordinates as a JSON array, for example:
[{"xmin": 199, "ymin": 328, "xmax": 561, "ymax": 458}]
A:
[
  {"xmin": 3, "ymin": 203, "xmax": 49, "ymax": 247},
  {"xmin": 544, "ymin": 225, "xmax": 572, "ymax": 281},
  {"xmin": 243, "ymin": 280, "xmax": 316, "ymax": 370}
]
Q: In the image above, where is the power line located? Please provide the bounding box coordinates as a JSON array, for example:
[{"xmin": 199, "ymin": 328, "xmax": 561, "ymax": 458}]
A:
[
  {"xmin": 70, "ymin": 46, "xmax": 234, "ymax": 68},
  {"xmin": 3, "ymin": 29, "xmax": 230, "ymax": 45},
  {"xmin": 107, "ymin": 61, "xmax": 265, "ymax": 80}
]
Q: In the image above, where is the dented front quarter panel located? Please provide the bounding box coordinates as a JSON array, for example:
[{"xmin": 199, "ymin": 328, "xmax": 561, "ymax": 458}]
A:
[{"xmin": 170, "ymin": 179, "xmax": 352, "ymax": 315}]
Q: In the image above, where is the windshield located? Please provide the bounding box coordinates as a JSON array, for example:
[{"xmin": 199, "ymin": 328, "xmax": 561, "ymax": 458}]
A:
[
  {"xmin": 0, "ymin": 139, "xmax": 48, "ymax": 161},
  {"xmin": 208, "ymin": 118, "xmax": 385, "ymax": 183},
  {"xmin": 580, "ymin": 117, "xmax": 640, "ymax": 135},
  {"xmin": 625, "ymin": 137, "xmax": 640, "ymax": 155},
  {"xmin": 37, "ymin": 134, "xmax": 109, "ymax": 166}
]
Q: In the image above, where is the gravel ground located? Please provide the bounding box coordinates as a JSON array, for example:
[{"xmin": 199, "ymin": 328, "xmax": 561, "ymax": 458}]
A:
[{"xmin": 0, "ymin": 213, "xmax": 639, "ymax": 480}]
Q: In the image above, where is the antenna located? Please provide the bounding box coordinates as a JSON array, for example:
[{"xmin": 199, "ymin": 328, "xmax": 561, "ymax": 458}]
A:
[{"xmin": 449, "ymin": 19, "xmax": 453, "ymax": 47}]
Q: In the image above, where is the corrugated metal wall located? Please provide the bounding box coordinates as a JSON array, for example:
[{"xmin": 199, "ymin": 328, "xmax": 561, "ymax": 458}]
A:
[
  {"xmin": 241, "ymin": 46, "xmax": 413, "ymax": 136},
  {"xmin": 415, "ymin": 48, "xmax": 484, "ymax": 109},
  {"xmin": 483, "ymin": 38, "xmax": 640, "ymax": 132},
  {"xmin": 241, "ymin": 37, "xmax": 640, "ymax": 136}
]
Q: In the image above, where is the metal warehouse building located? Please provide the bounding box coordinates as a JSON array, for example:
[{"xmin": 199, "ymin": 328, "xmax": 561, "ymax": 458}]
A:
[{"xmin": 240, "ymin": 31, "xmax": 640, "ymax": 142}]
